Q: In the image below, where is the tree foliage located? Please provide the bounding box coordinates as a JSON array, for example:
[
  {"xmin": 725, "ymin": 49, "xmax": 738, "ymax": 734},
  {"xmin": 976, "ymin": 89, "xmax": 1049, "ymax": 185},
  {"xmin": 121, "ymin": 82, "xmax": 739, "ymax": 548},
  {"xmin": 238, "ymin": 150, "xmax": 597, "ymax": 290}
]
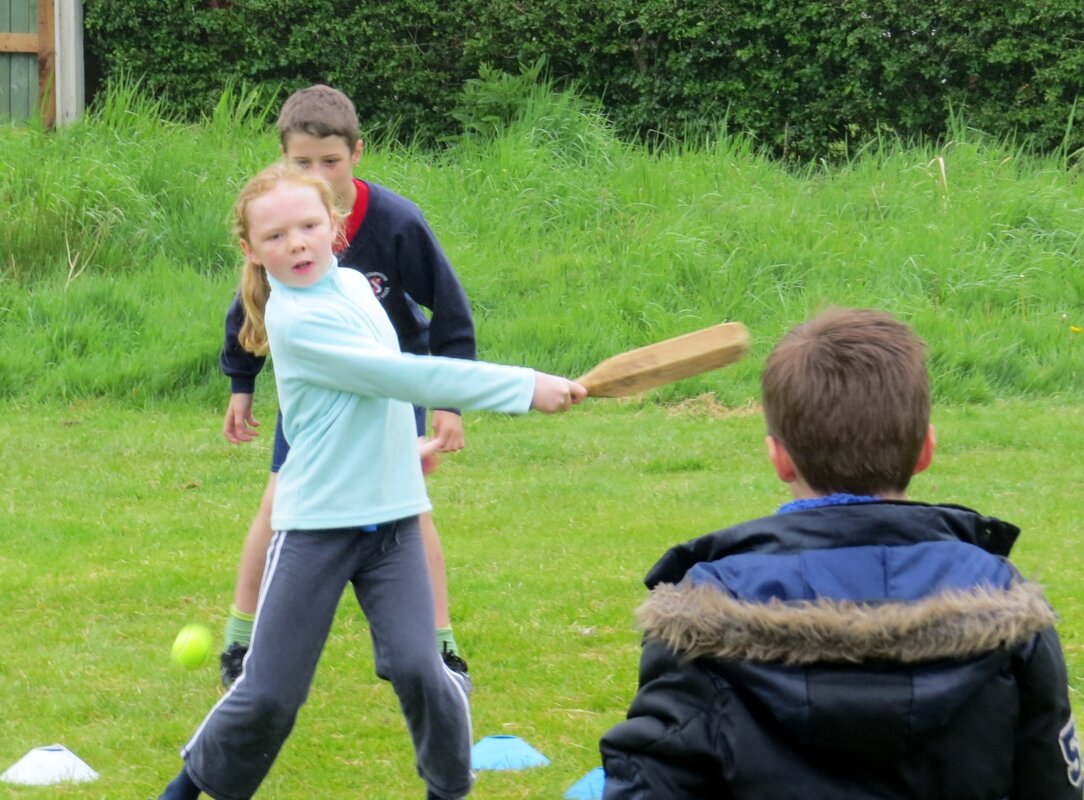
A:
[{"xmin": 83, "ymin": 0, "xmax": 1084, "ymax": 160}]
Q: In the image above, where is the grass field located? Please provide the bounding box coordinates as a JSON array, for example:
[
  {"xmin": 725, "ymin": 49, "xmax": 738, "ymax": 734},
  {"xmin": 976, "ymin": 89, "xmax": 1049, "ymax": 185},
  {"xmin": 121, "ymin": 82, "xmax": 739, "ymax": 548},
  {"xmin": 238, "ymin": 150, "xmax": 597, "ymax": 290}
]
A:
[
  {"xmin": 0, "ymin": 398, "xmax": 1081, "ymax": 798},
  {"xmin": 1, "ymin": 80, "xmax": 1083, "ymax": 796}
]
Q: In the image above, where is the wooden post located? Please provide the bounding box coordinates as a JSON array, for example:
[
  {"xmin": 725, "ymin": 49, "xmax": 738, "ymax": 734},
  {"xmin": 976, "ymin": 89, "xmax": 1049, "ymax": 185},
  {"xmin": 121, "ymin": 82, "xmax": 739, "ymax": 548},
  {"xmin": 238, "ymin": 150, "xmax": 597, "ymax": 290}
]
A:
[
  {"xmin": 38, "ymin": 0, "xmax": 55, "ymax": 127},
  {"xmin": 54, "ymin": 0, "xmax": 83, "ymax": 124}
]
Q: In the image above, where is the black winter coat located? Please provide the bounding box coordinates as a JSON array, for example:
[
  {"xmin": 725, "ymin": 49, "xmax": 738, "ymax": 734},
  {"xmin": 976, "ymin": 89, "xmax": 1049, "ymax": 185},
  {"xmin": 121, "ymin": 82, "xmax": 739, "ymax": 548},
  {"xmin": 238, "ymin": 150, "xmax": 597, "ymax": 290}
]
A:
[{"xmin": 600, "ymin": 502, "xmax": 1083, "ymax": 800}]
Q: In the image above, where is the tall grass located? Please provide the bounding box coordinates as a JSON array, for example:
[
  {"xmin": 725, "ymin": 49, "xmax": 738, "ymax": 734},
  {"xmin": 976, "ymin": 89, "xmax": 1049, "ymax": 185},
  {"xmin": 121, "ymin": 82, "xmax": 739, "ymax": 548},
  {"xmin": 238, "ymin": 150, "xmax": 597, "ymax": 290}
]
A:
[{"xmin": 1, "ymin": 79, "xmax": 1082, "ymax": 407}]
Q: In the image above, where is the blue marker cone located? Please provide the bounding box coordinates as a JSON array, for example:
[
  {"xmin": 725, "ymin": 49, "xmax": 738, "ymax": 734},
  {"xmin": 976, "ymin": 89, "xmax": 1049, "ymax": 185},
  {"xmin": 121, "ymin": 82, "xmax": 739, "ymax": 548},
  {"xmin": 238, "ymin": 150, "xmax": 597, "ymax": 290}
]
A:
[
  {"xmin": 564, "ymin": 767, "xmax": 605, "ymax": 799},
  {"xmin": 470, "ymin": 735, "xmax": 550, "ymax": 771}
]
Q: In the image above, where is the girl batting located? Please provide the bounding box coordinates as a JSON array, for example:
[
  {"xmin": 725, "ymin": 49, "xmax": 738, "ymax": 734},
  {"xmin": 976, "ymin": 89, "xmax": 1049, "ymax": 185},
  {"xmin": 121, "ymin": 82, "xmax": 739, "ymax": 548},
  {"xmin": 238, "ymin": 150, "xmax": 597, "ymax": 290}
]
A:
[{"xmin": 157, "ymin": 163, "xmax": 585, "ymax": 800}]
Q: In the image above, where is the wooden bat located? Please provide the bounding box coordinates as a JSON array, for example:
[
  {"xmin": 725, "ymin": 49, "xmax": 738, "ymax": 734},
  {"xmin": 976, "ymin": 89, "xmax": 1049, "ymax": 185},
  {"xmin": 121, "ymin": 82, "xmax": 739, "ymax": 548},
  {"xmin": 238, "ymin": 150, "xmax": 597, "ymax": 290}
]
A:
[{"xmin": 577, "ymin": 322, "xmax": 750, "ymax": 397}]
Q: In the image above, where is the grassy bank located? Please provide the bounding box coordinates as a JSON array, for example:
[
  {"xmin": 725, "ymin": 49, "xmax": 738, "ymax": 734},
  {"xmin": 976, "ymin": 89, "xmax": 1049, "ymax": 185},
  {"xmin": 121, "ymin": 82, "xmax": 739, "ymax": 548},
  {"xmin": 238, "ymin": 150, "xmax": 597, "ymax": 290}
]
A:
[{"xmin": 1, "ymin": 81, "xmax": 1082, "ymax": 407}]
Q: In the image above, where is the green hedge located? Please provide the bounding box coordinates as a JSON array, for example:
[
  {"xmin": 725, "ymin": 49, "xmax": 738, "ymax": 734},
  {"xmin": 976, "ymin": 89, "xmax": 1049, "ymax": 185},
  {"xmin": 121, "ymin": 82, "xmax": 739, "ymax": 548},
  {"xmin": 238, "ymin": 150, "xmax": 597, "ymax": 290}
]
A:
[{"xmin": 83, "ymin": 0, "xmax": 1084, "ymax": 160}]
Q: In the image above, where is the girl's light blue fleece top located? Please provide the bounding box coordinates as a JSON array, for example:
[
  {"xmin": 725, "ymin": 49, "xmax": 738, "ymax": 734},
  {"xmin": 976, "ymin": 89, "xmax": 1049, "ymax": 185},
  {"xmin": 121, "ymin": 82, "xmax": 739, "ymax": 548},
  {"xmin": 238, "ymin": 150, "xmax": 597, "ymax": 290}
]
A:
[{"xmin": 265, "ymin": 260, "xmax": 536, "ymax": 531}]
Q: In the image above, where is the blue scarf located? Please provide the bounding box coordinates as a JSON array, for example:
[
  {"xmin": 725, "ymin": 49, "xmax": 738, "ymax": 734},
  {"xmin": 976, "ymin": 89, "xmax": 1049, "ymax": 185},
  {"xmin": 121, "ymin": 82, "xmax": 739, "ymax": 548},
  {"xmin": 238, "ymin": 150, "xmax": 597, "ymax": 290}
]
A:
[{"xmin": 777, "ymin": 493, "xmax": 879, "ymax": 514}]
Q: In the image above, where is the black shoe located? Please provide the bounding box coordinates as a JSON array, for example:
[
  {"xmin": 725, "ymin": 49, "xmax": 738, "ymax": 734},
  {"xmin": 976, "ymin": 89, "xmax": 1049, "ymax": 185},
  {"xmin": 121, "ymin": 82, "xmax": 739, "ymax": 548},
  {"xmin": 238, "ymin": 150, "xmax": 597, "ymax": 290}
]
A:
[
  {"xmin": 219, "ymin": 643, "xmax": 247, "ymax": 688},
  {"xmin": 440, "ymin": 644, "xmax": 469, "ymax": 676}
]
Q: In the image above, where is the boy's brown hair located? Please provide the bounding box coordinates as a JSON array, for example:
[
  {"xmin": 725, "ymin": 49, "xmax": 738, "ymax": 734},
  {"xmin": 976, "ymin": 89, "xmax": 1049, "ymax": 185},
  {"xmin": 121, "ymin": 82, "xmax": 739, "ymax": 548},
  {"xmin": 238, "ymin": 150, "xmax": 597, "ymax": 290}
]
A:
[
  {"xmin": 761, "ymin": 307, "xmax": 930, "ymax": 496},
  {"xmin": 276, "ymin": 84, "xmax": 360, "ymax": 151}
]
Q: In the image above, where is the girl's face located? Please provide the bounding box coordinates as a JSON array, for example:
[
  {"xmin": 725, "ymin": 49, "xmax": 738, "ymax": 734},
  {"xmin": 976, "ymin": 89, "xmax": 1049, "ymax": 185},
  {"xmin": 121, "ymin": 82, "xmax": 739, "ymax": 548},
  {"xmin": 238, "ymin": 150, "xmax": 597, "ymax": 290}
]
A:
[{"xmin": 240, "ymin": 182, "xmax": 335, "ymax": 288}]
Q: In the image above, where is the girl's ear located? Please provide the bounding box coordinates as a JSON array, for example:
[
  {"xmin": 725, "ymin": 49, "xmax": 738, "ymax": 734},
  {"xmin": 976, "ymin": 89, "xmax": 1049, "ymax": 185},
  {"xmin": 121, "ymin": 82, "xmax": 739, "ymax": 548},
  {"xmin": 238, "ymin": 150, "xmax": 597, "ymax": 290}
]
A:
[
  {"xmin": 351, "ymin": 139, "xmax": 363, "ymax": 166},
  {"xmin": 332, "ymin": 218, "xmax": 348, "ymax": 252},
  {"xmin": 240, "ymin": 238, "xmax": 258, "ymax": 265}
]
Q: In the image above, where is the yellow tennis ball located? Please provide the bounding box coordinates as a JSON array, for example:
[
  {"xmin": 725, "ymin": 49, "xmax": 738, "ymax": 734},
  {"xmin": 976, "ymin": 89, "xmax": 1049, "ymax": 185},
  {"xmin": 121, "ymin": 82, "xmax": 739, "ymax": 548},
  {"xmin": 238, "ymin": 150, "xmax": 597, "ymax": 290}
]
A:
[{"xmin": 172, "ymin": 624, "xmax": 213, "ymax": 670}]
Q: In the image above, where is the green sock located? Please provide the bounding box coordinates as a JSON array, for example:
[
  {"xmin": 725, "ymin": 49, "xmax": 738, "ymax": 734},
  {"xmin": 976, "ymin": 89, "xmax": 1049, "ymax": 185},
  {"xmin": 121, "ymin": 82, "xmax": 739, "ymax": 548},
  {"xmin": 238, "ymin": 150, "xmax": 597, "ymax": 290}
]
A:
[
  {"xmin": 436, "ymin": 627, "xmax": 460, "ymax": 657},
  {"xmin": 223, "ymin": 605, "xmax": 255, "ymax": 650}
]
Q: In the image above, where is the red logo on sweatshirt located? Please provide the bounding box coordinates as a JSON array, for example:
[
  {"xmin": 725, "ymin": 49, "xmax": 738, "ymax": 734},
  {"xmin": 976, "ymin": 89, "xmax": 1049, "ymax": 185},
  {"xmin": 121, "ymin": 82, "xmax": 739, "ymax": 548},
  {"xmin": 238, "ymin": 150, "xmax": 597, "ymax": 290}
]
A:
[{"xmin": 367, "ymin": 272, "xmax": 390, "ymax": 299}]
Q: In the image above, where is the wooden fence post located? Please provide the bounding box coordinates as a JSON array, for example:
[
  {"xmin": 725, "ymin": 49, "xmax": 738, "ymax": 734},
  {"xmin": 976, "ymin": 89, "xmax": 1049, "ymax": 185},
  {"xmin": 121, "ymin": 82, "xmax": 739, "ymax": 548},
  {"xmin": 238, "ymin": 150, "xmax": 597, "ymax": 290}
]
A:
[{"xmin": 38, "ymin": 0, "xmax": 55, "ymax": 127}]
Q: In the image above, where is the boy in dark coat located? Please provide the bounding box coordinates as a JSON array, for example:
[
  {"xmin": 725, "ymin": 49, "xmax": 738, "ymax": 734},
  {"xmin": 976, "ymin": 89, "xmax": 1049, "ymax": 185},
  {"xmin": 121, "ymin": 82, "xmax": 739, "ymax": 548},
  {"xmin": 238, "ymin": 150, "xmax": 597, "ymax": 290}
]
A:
[{"xmin": 600, "ymin": 307, "xmax": 1082, "ymax": 800}]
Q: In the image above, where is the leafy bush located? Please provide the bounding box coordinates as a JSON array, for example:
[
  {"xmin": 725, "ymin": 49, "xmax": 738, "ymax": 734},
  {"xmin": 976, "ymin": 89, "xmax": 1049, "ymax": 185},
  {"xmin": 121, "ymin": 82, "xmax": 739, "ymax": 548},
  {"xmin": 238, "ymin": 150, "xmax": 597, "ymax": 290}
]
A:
[
  {"xmin": 449, "ymin": 58, "xmax": 551, "ymax": 141},
  {"xmin": 83, "ymin": 0, "xmax": 1084, "ymax": 161},
  {"xmin": 82, "ymin": 0, "xmax": 472, "ymax": 142},
  {"xmin": 464, "ymin": 0, "xmax": 1084, "ymax": 160}
]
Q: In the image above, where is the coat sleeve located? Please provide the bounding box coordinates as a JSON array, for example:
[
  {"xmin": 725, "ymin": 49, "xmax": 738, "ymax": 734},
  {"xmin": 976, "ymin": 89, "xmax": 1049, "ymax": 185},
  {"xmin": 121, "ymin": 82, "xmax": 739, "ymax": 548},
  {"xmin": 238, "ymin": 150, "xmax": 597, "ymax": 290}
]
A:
[
  {"xmin": 218, "ymin": 291, "xmax": 265, "ymax": 394},
  {"xmin": 1013, "ymin": 627, "xmax": 1083, "ymax": 799},
  {"xmin": 600, "ymin": 640, "xmax": 730, "ymax": 800}
]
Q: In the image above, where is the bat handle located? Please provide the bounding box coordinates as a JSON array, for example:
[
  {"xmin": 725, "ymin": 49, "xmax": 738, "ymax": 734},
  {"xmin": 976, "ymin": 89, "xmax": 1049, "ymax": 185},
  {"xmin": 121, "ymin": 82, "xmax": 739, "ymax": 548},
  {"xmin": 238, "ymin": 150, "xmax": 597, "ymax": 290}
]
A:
[{"xmin": 575, "ymin": 376, "xmax": 595, "ymax": 397}]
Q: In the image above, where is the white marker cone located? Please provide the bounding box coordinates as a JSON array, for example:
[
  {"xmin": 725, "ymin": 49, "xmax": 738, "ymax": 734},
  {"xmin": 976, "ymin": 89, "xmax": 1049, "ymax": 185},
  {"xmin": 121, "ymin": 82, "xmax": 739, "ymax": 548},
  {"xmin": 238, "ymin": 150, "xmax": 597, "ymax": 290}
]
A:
[{"xmin": 0, "ymin": 744, "xmax": 99, "ymax": 785}]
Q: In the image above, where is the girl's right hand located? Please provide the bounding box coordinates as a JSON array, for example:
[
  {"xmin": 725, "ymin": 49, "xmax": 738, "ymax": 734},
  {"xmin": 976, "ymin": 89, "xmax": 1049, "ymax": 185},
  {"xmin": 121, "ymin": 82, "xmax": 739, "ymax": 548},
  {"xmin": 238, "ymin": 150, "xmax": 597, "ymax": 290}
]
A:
[{"xmin": 531, "ymin": 373, "xmax": 587, "ymax": 413}]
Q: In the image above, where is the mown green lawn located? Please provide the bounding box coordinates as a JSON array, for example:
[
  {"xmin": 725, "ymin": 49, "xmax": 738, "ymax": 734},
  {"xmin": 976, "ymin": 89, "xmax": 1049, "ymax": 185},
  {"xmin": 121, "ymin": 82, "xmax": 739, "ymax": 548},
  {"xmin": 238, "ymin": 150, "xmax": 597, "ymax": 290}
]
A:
[{"xmin": 1, "ymin": 398, "xmax": 1080, "ymax": 798}]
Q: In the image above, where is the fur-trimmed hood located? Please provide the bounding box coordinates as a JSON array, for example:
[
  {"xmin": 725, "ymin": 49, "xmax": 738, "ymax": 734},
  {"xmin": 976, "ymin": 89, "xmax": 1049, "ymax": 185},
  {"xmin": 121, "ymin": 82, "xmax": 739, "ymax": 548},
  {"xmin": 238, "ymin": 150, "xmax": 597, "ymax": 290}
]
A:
[
  {"xmin": 634, "ymin": 536, "xmax": 1058, "ymax": 756},
  {"xmin": 639, "ymin": 577, "xmax": 1054, "ymax": 665}
]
